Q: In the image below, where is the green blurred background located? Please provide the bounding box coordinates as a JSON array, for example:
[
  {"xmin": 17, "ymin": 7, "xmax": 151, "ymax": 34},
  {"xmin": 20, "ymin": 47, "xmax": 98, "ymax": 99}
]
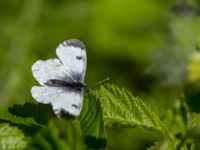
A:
[{"xmin": 1, "ymin": 0, "xmax": 200, "ymax": 149}]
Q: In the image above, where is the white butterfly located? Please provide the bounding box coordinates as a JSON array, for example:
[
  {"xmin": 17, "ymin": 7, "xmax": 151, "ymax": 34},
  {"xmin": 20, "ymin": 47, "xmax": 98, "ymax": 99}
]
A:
[{"xmin": 31, "ymin": 39, "xmax": 87, "ymax": 118}]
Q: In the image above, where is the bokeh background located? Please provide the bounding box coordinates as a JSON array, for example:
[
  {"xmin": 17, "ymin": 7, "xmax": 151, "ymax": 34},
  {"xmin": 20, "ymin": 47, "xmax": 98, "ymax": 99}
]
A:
[{"xmin": 1, "ymin": 0, "xmax": 200, "ymax": 149}]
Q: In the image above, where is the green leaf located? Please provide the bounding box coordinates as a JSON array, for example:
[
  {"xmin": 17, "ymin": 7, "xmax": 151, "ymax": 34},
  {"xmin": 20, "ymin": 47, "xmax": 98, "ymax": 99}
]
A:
[
  {"xmin": 0, "ymin": 108, "xmax": 38, "ymax": 127},
  {"xmin": 27, "ymin": 119, "xmax": 84, "ymax": 150},
  {"xmin": 0, "ymin": 103, "xmax": 56, "ymax": 136},
  {"xmin": 0, "ymin": 123, "xmax": 28, "ymax": 150},
  {"xmin": 0, "ymin": 103, "xmax": 56, "ymax": 127},
  {"xmin": 96, "ymin": 84, "xmax": 167, "ymax": 134},
  {"xmin": 79, "ymin": 92, "xmax": 106, "ymax": 149}
]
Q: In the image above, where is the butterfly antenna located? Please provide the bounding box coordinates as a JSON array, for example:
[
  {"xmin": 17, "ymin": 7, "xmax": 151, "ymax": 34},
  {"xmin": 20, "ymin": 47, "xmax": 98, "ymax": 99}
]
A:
[
  {"xmin": 84, "ymin": 77, "xmax": 110, "ymax": 91},
  {"xmin": 95, "ymin": 77, "xmax": 110, "ymax": 86}
]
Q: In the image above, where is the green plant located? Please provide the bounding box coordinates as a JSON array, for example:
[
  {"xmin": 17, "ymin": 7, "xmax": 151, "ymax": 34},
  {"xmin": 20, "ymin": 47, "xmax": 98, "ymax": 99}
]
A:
[{"xmin": 0, "ymin": 83, "xmax": 200, "ymax": 150}]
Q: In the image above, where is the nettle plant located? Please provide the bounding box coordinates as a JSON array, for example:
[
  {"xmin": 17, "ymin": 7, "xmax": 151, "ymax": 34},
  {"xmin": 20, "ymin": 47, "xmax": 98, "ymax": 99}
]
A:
[{"xmin": 0, "ymin": 83, "xmax": 200, "ymax": 150}]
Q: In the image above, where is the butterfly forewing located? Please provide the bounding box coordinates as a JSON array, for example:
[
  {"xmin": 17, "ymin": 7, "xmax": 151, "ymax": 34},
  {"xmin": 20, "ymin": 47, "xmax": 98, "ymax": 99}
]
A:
[{"xmin": 56, "ymin": 39, "xmax": 87, "ymax": 82}]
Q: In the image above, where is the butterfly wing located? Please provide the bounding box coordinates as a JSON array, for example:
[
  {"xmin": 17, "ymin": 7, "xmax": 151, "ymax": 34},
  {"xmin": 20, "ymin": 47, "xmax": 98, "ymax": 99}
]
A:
[
  {"xmin": 32, "ymin": 58, "xmax": 75, "ymax": 85},
  {"xmin": 31, "ymin": 39, "xmax": 87, "ymax": 117},
  {"xmin": 56, "ymin": 39, "xmax": 87, "ymax": 82},
  {"xmin": 31, "ymin": 86, "xmax": 83, "ymax": 117}
]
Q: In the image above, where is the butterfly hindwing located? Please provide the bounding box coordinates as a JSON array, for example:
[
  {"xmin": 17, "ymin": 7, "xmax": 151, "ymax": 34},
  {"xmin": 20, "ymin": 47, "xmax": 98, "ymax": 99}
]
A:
[{"xmin": 31, "ymin": 86, "xmax": 83, "ymax": 117}]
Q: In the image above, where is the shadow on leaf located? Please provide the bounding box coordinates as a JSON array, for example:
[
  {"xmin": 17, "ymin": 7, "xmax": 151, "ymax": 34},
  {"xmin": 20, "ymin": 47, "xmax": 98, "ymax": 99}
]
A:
[
  {"xmin": 8, "ymin": 103, "xmax": 56, "ymax": 125},
  {"xmin": 85, "ymin": 136, "xmax": 107, "ymax": 149}
]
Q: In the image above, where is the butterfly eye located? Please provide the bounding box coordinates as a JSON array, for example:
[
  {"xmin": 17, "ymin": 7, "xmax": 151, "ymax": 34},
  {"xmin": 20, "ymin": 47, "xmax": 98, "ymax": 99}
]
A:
[{"xmin": 76, "ymin": 56, "xmax": 82, "ymax": 60}]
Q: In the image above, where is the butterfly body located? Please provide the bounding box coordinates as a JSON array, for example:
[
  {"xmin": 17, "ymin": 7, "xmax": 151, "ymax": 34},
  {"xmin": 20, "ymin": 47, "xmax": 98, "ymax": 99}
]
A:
[
  {"xmin": 45, "ymin": 79, "xmax": 85, "ymax": 91},
  {"xmin": 31, "ymin": 39, "xmax": 87, "ymax": 118}
]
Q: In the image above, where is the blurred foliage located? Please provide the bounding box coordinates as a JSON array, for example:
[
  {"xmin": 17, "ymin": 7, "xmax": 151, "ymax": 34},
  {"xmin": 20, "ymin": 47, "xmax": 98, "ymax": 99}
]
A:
[
  {"xmin": 0, "ymin": 123, "xmax": 28, "ymax": 150},
  {"xmin": 1, "ymin": 0, "xmax": 200, "ymax": 149},
  {"xmin": 27, "ymin": 119, "xmax": 84, "ymax": 150}
]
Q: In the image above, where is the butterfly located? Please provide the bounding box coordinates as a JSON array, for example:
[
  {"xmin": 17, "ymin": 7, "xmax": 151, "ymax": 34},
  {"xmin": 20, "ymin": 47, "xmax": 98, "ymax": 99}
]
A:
[{"xmin": 31, "ymin": 39, "xmax": 87, "ymax": 118}]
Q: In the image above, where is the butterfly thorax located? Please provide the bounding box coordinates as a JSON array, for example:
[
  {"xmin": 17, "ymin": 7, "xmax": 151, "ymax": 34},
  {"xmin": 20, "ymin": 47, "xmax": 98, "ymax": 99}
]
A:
[
  {"xmin": 69, "ymin": 82, "xmax": 85, "ymax": 91},
  {"xmin": 45, "ymin": 79, "xmax": 85, "ymax": 91}
]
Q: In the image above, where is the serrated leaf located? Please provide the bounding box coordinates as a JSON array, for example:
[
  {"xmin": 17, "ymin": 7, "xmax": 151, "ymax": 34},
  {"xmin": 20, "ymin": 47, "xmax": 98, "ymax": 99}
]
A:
[
  {"xmin": 96, "ymin": 84, "xmax": 167, "ymax": 134},
  {"xmin": 0, "ymin": 123, "xmax": 28, "ymax": 150},
  {"xmin": 79, "ymin": 92, "xmax": 106, "ymax": 149},
  {"xmin": 27, "ymin": 119, "xmax": 84, "ymax": 150}
]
